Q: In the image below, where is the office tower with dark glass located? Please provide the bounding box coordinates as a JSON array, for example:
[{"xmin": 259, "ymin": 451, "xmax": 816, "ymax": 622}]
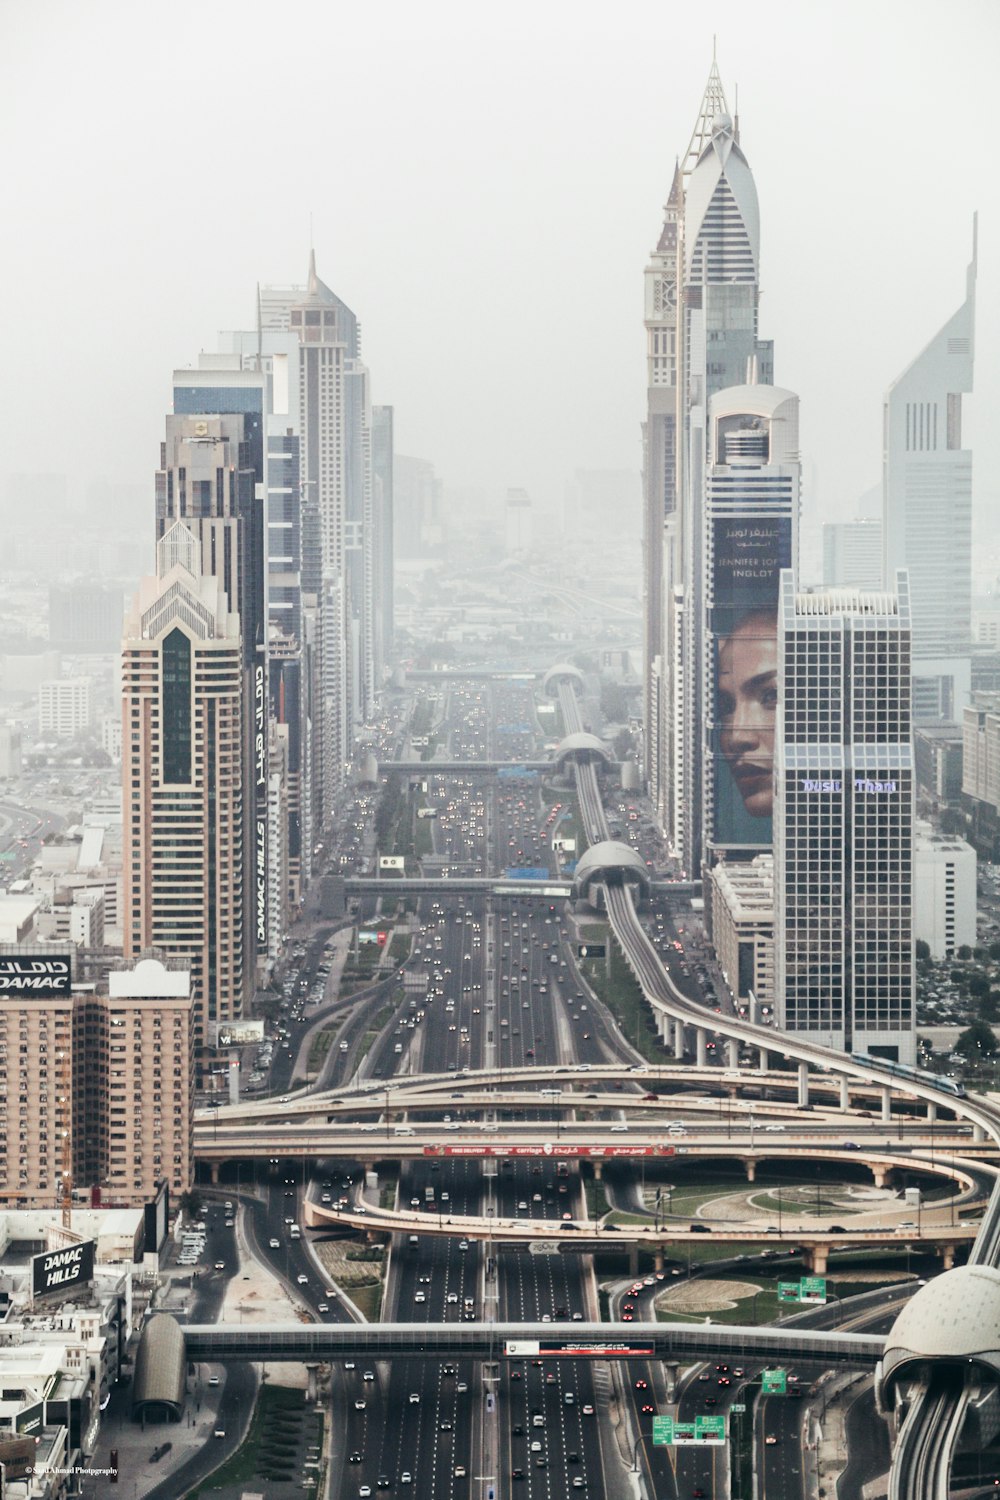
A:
[
  {"xmin": 775, "ymin": 571, "xmax": 916, "ymax": 1064},
  {"xmin": 883, "ymin": 222, "xmax": 976, "ymax": 723}
]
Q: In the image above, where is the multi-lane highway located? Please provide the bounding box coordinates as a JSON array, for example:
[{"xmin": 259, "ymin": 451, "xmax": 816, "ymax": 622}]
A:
[{"xmin": 195, "ymin": 672, "xmax": 1000, "ymax": 1497}]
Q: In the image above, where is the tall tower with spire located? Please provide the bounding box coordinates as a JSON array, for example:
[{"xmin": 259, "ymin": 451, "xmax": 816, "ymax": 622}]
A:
[{"xmin": 642, "ymin": 56, "xmax": 775, "ymax": 872}]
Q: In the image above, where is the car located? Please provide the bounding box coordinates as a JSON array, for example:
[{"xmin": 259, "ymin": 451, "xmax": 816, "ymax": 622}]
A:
[
  {"xmin": 763, "ymin": 1124, "xmax": 786, "ymax": 1133},
  {"xmin": 635, "ymin": 1379, "xmax": 648, "ymax": 1390},
  {"xmin": 213, "ymin": 1428, "xmax": 226, "ymax": 1439},
  {"xmin": 414, "ymin": 1291, "xmax": 426, "ymax": 1303},
  {"xmin": 409, "ymin": 1392, "xmax": 420, "ymax": 1403},
  {"xmin": 269, "ymin": 1237, "xmax": 280, "ymax": 1249},
  {"xmin": 454, "ymin": 1467, "xmax": 466, "ymax": 1478},
  {"xmin": 582, "ymin": 1404, "xmax": 594, "ymax": 1415},
  {"xmin": 363, "ymin": 1370, "xmax": 375, "ymax": 1381},
  {"xmin": 377, "ymin": 1479, "xmax": 391, "ymax": 1490},
  {"xmin": 439, "ymin": 1420, "xmax": 453, "ymax": 1431},
  {"xmin": 297, "ymin": 1273, "xmax": 309, "ymax": 1285},
  {"xmin": 765, "ymin": 1435, "xmax": 779, "ymax": 1445},
  {"xmin": 513, "ymin": 1470, "xmax": 524, "ymax": 1480},
  {"xmin": 214, "ymin": 1261, "xmax": 226, "ymax": 1270},
  {"xmin": 400, "ymin": 1474, "xmax": 412, "ymax": 1485},
  {"xmin": 318, "ymin": 1302, "xmax": 330, "ymax": 1313},
  {"xmin": 359, "ymin": 1488, "xmax": 372, "ymax": 1499},
  {"xmin": 355, "ymin": 1399, "xmax": 366, "ymax": 1410},
  {"xmin": 349, "ymin": 1452, "xmax": 362, "ymax": 1463},
  {"xmin": 207, "ymin": 1375, "xmax": 220, "ymax": 1387}
]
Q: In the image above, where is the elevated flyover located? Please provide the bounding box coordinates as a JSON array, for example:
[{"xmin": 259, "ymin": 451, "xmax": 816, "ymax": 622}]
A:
[{"xmin": 153, "ymin": 1316, "xmax": 885, "ymax": 1373}]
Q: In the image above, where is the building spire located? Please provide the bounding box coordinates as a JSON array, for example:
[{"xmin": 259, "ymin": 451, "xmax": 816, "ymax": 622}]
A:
[
  {"xmin": 307, "ymin": 247, "xmax": 319, "ymax": 297},
  {"xmin": 683, "ymin": 55, "xmax": 729, "ymax": 176}
]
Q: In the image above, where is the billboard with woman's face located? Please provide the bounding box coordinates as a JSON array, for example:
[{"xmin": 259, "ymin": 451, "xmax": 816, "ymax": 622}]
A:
[{"xmin": 709, "ymin": 517, "xmax": 791, "ymax": 847}]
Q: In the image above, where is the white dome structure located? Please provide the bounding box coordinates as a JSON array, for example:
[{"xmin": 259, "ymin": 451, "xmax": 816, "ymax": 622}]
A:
[{"xmin": 878, "ymin": 1265, "xmax": 1000, "ymax": 1405}]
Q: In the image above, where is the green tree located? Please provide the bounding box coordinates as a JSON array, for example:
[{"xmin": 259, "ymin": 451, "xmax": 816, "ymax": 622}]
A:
[
  {"xmin": 955, "ymin": 1020, "xmax": 998, "ymax": 1059},
  {"xmin": 915, "ymin": 939, "xmax": 931, "ymax": 962},
  {"xmin": 979, "ymin": 991, "xmax": 1000, "ymax": 1023},
  {"xmin": 969, "ymin": 973, "xmax": 991, "ymax": 999},
  {"xmin": 957, "ymin": 944, "xmax": 974, "ymax": 960}
]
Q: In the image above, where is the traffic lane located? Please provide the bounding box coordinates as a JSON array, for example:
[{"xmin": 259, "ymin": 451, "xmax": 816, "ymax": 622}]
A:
[
  {"xmin": 837, "ymin": 1384, "xmax": 892, "ymax": 1499},
  {"xmin": 758, "ymin": 1391, "xmax": 807, "ymax": 1500},
  {"xmin": 138, "ymin": 1360, "xmax": 258, "ymax": 1500}
]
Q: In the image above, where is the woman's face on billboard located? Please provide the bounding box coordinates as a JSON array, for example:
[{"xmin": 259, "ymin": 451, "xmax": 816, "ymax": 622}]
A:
[{"xmin": 717, "ymin": 612, "xmax": 777, "ymax": 818}]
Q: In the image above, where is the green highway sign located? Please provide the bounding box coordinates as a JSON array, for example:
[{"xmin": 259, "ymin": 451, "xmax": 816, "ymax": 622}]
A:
[
  {"xmin": 0, "ymin": 851, "xmax": 17, "ymax": 862},
  {"xmin": 779, "ymin": 1277, "xmax": 827, "ymax": 1305},
  {"xmin": 761, "ymin": 1368, "xmax": 787, "ymax": 1395},
  {"xmin": 652, "ymin": 1415, "xmax": 727, "ymax": 1446},
  {"xmin": 694, "ymin": 1415, "xmax": 727, "ymax": 1443}
]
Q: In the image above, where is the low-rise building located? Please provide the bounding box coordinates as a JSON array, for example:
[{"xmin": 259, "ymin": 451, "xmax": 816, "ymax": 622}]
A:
[
  {"xmin": 914, "ymin": 825, "xmax": 976, "ymax": 959},
  {"xmin": 709, "ymin": 854, "xmax": 774, "ymax": 1012}
]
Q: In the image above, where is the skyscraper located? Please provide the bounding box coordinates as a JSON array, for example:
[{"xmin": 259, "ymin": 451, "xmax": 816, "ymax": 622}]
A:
[
  {"xmin": 372, "ymin": 404, "xmax": 395, "ymax": 681},
  {"xmin": 703, "ymin": 386, "xmax": 799, "ymax": 862},
  {"xmin": 122, "ymin": 524, "xmax": 247, "ymax": 1063},
  {"xmin": 161, "ymin": 385, "xmax": 271, "ymax": 958},
  {"xmin": 774, "ymin": 570, "xmax": 915, "ymax": 1064},
  {"xmin": 642, "ymin": 58, "xmax": 774, "ymax": 872},
  {"xmin": 822, "ymin": 519, "xmax": 883, "ymax": 591},
  {"xmin": 883, "ymin": 222, "xmax": 976, "ymax": 723}
]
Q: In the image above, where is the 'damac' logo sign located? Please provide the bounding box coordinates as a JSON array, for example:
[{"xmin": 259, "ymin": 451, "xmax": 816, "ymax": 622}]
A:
[{"xmin": 0, "ymin": 956, "xmax": 72, "ymax": 997}]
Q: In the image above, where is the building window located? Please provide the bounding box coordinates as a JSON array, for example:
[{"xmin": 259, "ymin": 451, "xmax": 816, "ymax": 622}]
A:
[{"xmin": 162, "ymin": 627, "xmax": 192, "ymax": 782}]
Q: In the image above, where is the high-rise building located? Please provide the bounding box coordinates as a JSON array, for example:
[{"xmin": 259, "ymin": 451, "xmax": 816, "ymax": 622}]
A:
[
  {"xmin": 822, "ymin": 520, "xmax": 883, "ymax": 590},
  {"xmin": 505, "ymin": 488, "xmax": 534, "ymax": 553},
  {"xmin": 394, "ymin": 455, "xmax": 444, "ymax": 558},
  {"xmin": 371, "ymin": 405, "xmax": 395, "ymax": 682},
  {"xmin": 39, "ymin": 677, "xmax": 93, "ymax": 739},
  {"xmin": 48, "ymin": 584, "xmax": 125, "ymax": 653},
  {"xmin": 290, "ymin": 254, "xmax": 375, "ymax": 792},
  {"xmin": 121, "ymin": 524, "xmax": 246, "ymax": 1063},
  {"xmin": 775, "ymin": 570, "xmax": 915, "ymax": 1064},
  {"xmin": 702, "ymin": 386, "xmax": 799, "ymax": 861},
  {"xmin": 164, "ymin": 376, "xmax": 271, "ymax": 960},
  {"xmin": 642, "ymin": 58, "xmax": 774, "ymax": 872},
  {"xmin": 883, "ymin": 223, "xmax": 976, "ymax": 723},
  {"xmin": 0, "ymin": 957, "xmax": 193, "ymax": 1210}
]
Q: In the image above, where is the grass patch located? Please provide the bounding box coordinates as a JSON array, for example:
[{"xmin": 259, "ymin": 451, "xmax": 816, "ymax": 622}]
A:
[
  {"xmin": 307, "ymin": 1028, "xmax": 336, "ymax": 1074},
  {"xmin": 585, "ymin": 1175, "xmax": 611, "ymax": 1219},
  {"xmin": 583, "ymin": 940, "xmax": 672, "ymax": 1064},
  {"xmin": 184, "ymin": 1383, "xmax": 306, "ymax": 1498},
  {"xmin": 352, "ymin": 1281, "xmax": 383, "ymax": 1320}
]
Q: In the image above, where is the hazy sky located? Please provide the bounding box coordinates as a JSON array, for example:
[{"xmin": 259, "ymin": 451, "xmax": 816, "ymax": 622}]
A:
[{"xmin": 2, "ymin": 0, "xmax": 997, "ymax": 541}]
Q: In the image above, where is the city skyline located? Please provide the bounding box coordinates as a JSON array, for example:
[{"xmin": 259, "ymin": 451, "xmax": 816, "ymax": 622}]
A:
[{"xmin": 1, "ymin": 0, "xmax": 997, "ymax": 543}]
